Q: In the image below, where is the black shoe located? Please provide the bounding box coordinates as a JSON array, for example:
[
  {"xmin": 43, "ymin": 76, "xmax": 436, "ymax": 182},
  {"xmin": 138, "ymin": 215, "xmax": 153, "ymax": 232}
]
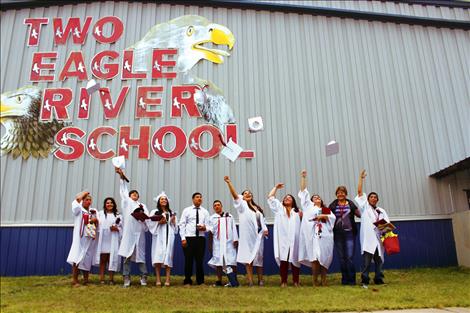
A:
[
  {"xmin": 374, "ymin": 279, "xmax": 384, "ymax": 285},
  {"xmin": 213, "ymin": 281, "xmax": 223, "ymax": 287}
]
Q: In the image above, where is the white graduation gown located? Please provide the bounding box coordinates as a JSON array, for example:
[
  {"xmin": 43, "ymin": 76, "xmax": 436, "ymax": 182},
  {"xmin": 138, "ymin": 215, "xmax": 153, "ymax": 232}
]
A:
[
  {"xmin": 66, "ymin": 200, "xmax": 98, "ymax": 271},
  {"xmin": 146, "ymin": 209, "xmax": 177, "ymax": 268},
  {"xmin": 267, "ymin": 197, "xmax": 301, "ymax": 268},
  {"xmin": 93, "ymin": 211, "xmax": 122, "ymax": 272},
  {"xmin": 355, "ymin": 193, "xmax": 390, "ymax": 262},
  {"xmin": 298, "ymin": 189, "xmax": 336, "ymax": 269},
  {"xmin": 117, "ymin": 179, "xmax": 149, "ymax": 263},
  {"xmin": 234, "ymin": 195, "xmax": 268, "ymax": 266},
  {"xmin": 208, "ymin": 213, "xmax": 239, "ymax": 268}
]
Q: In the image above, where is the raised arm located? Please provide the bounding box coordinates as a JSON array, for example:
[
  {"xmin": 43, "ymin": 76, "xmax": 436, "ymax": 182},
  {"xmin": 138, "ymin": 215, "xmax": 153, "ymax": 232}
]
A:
[
  {"xmin": 300, "ymin": 170, "xmax": 307, "ymax": 191},
  {"xmin": 116, "ymin": 168, "xmax": 130, "ymax": 199},
  {"xmin": 298, "ymin": 170, "xmax": 312, "ymax": 210},
  {"xmin": 224, "ymin": 176, "xmax": 238, "ymax": 200},
  {"xmin": 357, "ymin": 169, "xmax": 367, "ymax": 197},
  {"xmin": 72, "ymin": 191, "xmax": 88, "ymax": 216},
  {"xmin": 267, "ymin": 183, "xmax": 284, "ymax": 214},
  {"xmin": 268, "ymin": 183, "xmax": 284, "ymax": 199}
]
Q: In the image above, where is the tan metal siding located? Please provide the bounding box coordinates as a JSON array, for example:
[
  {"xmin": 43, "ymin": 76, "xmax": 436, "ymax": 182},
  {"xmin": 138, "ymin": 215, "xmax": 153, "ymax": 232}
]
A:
[{"xmin": 0, "ymin": 2, "xmax": 469, "ymax": 224}]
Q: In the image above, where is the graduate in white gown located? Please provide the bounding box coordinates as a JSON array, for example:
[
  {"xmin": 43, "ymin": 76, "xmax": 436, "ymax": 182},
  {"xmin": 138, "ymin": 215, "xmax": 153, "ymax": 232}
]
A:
[
  {"xmin": 207, "ymin": 200, "xmax": 239, "ymax": 287},
  {"xmin": 267, "ymin": 183, "xmax": 302, "ymax": 287},
  {"xmin": 66, "ymin": 190, "xmax": 99, "ymax": 287},
  {"xmin": 146, "ymin": 192, "xmax": 177, "ymax": 287},
  {"xmin": 224, "ymin": 176, "xmax": 268, "ymax": 287},
  {"xmin": 355, "ymin": 169, "xmax": 390, "ymax": 287},
  {"xmin": 298, "ymin": 170, "xmax": 336, "ymax": 286},
  {"xmin": 115, "ymin": 168, "xmax": 149, "ymax": 287},
  {"xmin": 93, "ymin": 197, "xmax": 122, "ymax": 285}
]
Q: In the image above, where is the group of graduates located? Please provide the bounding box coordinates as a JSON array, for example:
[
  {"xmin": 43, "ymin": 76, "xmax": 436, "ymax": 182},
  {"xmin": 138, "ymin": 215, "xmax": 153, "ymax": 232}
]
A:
[{"xmin": 67, "ymin": 168, "xmax": 390, "ymax": 288}]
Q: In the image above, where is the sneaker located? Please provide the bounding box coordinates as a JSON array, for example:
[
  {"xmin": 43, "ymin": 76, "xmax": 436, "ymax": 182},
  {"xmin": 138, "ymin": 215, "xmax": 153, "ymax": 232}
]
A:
[
  {"xmin": 224, "ymin": 283, "xmax": 232, "ymax": 287},
  {"xmin": 140, "ymin": 275, "xmax": 147, "ymax": 286},
  {"xmin": 362, "ymin": 283, "xmax": 368, "ymax": 289},
  {"xmin": 123, "ymin": 276, "xmax": 131, "ymax": 288}
]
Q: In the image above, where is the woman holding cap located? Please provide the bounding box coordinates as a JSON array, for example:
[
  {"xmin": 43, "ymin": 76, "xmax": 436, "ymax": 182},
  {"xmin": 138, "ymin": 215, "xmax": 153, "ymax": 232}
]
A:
[
  {"xmin": 267, "ymin": 183, "xmax": 301, "ymax": 287},
  {"xmin": 93, "ymin": 197, "xmax": 122, "ymax": 285},
  {"xmin": 146, "ymin": 192, "xmax": 177, "ymax": 287},
  {"xmin": 298, "ymin": 170, "xmax": 336, "ymax": 286},
  {"xmin": 224, "ymin": 176, "xmax": 268, "ymax": 287}
]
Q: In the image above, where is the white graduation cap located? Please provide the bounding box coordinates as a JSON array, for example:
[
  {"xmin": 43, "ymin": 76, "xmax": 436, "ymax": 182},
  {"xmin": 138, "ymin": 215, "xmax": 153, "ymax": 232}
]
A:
[
  {"xmin": 86, "ymin": 79, "xmax": 100, "ymax": 95},
  {"xmin": 153, "ymin": 191, "xmax": 171, "ymax": 204},
  {"xmin": 220, "ymin": 138, "xmax": 243, "ymax": 162},
  {"xmin": 248, "ymin": 116, "xmax": 264, "ymax": 133},
  {"xmin": 326, "ymin": 140, "xmax": 339, "ymax": 157},
  {"xmin": 112, "ymin": 155, "xmax": 126, "ymax": 169}
]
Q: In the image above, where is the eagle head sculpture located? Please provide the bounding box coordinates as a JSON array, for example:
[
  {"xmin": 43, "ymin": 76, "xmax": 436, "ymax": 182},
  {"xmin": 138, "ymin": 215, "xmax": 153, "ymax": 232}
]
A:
[
  {"xmin": 129, "ymin": 15, "xmax": 235, "ymax": 73},
  {"xmin": 1, "ymin": 86, "xmax": 67, "ymax": 159}
]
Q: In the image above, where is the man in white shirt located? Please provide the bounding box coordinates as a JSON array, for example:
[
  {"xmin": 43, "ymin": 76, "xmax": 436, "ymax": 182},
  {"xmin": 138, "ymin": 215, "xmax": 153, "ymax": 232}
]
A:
[{"xmin": 179, "ymin": 192, "xmax": 210, "ymax": 285}]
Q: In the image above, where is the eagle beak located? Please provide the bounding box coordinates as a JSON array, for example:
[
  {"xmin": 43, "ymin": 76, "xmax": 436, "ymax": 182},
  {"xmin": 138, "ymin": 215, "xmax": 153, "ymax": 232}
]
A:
[
  {"xmin": 210, "ymin": 25, "xmax": 235, "ymax": 51},
  {"xmin": 193, "ymin": 24, "xmax": 235, "ymax": 64}
]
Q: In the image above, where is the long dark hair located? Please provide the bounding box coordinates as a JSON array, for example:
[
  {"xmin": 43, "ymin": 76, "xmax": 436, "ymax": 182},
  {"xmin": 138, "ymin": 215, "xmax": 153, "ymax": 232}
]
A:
[
  {"xmin": 242, "ymin": 189, "xmax": 264, "ymax": 215},
  {"xmin": 283, "ymin": 194, "xmax": 299, "ymax": 212},
  {"xmin": 103, "ymin": 197, "xmax": 118, "ymax": 217},
  {"xmin": 156, "ymin": 196, "xmax": 172, "ymax": 215}
]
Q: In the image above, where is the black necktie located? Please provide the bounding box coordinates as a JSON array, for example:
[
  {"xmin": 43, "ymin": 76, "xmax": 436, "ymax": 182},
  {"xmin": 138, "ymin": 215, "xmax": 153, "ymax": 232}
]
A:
[{"xmin": 195, "ymin": 207, "xmax": 199, "ymax": 237}]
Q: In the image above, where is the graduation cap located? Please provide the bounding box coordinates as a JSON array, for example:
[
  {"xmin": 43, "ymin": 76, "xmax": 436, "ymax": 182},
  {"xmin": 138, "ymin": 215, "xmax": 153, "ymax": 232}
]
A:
[
  {"xmin": 325, "ymin": 140, "xmax": 339, "ymax": 157},
  {"xmin": 220, "ymin": 138, "xmax": 243, "ymax": 162},
  {"xmin": 86, "ymin": 79, "xmax": 100, "ymax": 95},
  {"xmin": 112, "ymin": 156, "xmax": 126, "ymax": 169},
  {"xmin": 248, "ymin": 116, "xmax": 264, "ymax": 133}
]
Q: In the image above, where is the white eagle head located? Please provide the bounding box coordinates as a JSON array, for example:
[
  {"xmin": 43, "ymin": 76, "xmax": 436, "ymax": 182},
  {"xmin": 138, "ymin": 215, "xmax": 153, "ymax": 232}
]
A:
[{"xmin": 130, "ymin": 15, "xmax": 235, "ymax": 73}]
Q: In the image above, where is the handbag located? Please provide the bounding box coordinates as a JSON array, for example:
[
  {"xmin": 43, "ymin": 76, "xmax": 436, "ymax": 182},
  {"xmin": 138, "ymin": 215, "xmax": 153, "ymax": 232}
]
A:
[{"xmin": 381, "ymin": 231, "xmax": 400, "ymax": 255}]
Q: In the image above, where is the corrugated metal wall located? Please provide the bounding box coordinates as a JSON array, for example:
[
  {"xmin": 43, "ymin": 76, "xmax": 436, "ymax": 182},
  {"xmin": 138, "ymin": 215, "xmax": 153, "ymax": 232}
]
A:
[
  {"xmin": 1, "ymin": 2, "xmax": 469, "ymax": 224},
  {"xmin": 260, "ymin": 0, "xmax": 470, "ymax": 21}
]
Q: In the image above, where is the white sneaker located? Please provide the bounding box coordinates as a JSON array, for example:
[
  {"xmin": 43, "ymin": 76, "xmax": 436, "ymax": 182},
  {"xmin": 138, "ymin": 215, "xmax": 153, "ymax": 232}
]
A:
[
  {"xmin": 140, "ymin": 275, "xmax": 147, "ymax": 286},
  {"xmin": 123, "ymin": 276, "xmax": 131, "ymax": 288},
  {"xmin": 362, "ymin": 283, "xmax": 368, "ymax": 289}
]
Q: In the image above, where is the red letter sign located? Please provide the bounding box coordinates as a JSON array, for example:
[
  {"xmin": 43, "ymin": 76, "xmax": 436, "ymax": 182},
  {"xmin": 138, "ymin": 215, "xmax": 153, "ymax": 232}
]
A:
[
  {"xmin": 40, "ymin": 88, "xmax": 73, "ymax": 121},
  {"xmin": 188, "ymin": 124, "xmax": 222, "ymax": 159},
  {"xmin": 151, "ymin": 126, "xmax": 187, "ymax": 159},
  {"xmin": 58, "ymin": 51, "xmax": 88, "ymax": 81},
  {"xmin": 171, "ymin": 85, "xmax": 201, "ymax": 118},
  {"xmin": 53, "ymin": 17, "xmax": 92, "ymax": 45},
  {"xmin": 118, "ymin": 126, "xmax": 151, "ymax": 159},
  {"xmin": 121, "ymin": 50, "xmax": 146, "ymax": 79},
  {"xmin": 30, "ymin": 52, "xmax": 57, "ymax": 81},
  {"xmin": 24, "ymin": 18, "xmax": 49, "ymax": 46},
  {"xmin": 151, "ymin": 49, "xmax": 177, "ymax": 79},
  {"xmin": 87, "ymin": 126, "xmax": 117, "ymax": 160},
  {"xmin": 92, "ymin": 16, "xmax": 124, "ymax": 43},
  {"xmin": 98, "ymin": 87, "xmax": 130, "ymax": 119},
  {"xmin": 91, "ymin": 50, "xmax": 119, "ymax": 80},
  {"xmin": 135, "ymin": 86, "xmax": 163, "ymax": 118},
  {"xmin": 54, "ymin": 126, "xmax": 86, "ymax": 161}
]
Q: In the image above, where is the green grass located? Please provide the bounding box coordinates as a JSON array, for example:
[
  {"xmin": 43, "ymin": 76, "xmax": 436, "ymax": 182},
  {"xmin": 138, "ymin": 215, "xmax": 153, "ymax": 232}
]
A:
[{"xmin": 1, "ymin": 267, "xmax": 469, "ymax": 313}]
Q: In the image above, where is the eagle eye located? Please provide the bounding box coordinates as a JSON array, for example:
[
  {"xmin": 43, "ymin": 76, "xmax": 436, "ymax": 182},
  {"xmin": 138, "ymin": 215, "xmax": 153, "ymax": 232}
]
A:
[
  {"xmin": 186, "ymin": 26, "xmax": 195, "ymax": 37},
  {"xmin": 15, "ymin": 95, "xmax": 23, "ymax": 103},
  {"xmin": 209, "ymin": 28, "xmax": 213, "ymax": 32}
]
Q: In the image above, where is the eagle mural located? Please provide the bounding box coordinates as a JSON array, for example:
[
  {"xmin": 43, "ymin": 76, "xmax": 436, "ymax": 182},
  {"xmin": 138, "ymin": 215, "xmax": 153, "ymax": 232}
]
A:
[
  {"xmin": 0, "ymin": 86, "xmax": 67, "ymax": 159},
  {"xmin": 129, "ymin": 15, "xmax": 236, "ymax": 130}
]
